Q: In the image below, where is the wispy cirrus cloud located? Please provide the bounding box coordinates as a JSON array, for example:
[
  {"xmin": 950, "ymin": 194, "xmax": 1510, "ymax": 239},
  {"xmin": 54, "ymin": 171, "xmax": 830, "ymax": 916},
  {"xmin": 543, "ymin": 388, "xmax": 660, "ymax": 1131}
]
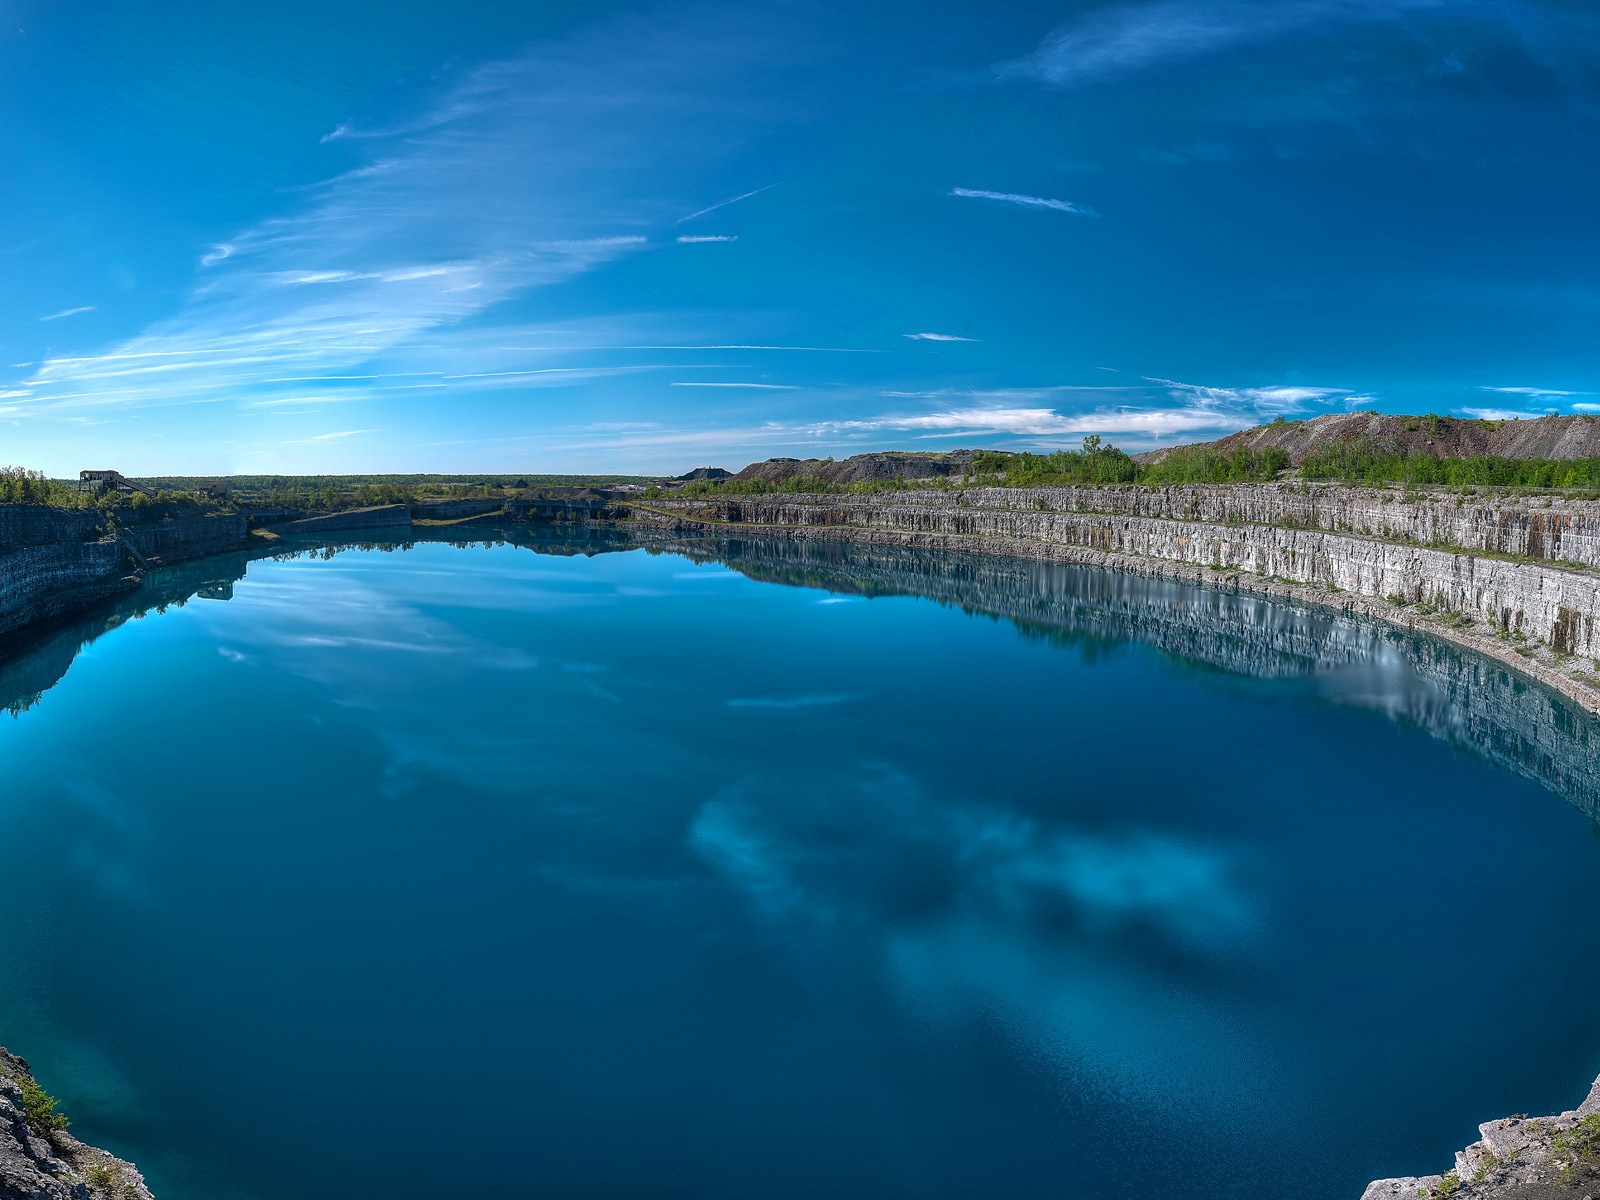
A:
[
  {"xmin": 950, "ymin": 187, "xmax": 1097, "ymax": 216},
  {"xmin": 2, "ymin": 14, "xmax": 818, "ymax": 428},
  {"xmin": 1001, "ymin": 0, "xmax": 1458, "ymax": 88},
  {"xmin": 676, "ymin": 183, "xmax": 775, "ymax": 224},
  {"xmin": 39, "ymin": 306, "xmax": 94, "ymax": 322},
  {"xmin": 820, "ymin": 403, "xmax": 1228, "ymax": 439},
  {"xmin": 904, "ymin": 332, "xmax": 978, "ymax": 342},
  {"xmin": 283, "ymin": 428, "xmax": 382, "ymax": 444},
  {"xmin": 1144, "ymin": 377, "xmax": 1362, "ymax": 413},
  {"xmin": 670, "ymin": 381, "xmax": 799, "ymax": 389},
  {"xmin": 1479, "ymin": 385, "xmax": 1589, "ymax": 397},
  {"xmin": 812, "ymin": 376, "xmax": 1366, "ymax": 450},
  {"xmin": 676, "ymin": 234, "xmax": 739, "ymax": 243}
]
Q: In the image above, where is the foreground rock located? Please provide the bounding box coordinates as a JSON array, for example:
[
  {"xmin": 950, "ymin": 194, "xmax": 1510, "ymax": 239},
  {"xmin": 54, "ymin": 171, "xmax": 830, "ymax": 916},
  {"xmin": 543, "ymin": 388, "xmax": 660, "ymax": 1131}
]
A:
[
  {"xmin": 1363, "ymin": 1074, "xmax": 1600, "ymax": 1199},
  {"xmin": 0, "ymin": 1049, "xmax": 153, "ymax": 1199}
]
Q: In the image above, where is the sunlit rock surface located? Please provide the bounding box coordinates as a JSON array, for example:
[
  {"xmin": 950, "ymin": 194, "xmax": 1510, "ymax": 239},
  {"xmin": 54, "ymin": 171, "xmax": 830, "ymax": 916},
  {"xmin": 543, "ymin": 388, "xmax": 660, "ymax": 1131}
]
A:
[{"xmin": 0, "ymin": 1049, "xmax": 153, "ymax": 1200}]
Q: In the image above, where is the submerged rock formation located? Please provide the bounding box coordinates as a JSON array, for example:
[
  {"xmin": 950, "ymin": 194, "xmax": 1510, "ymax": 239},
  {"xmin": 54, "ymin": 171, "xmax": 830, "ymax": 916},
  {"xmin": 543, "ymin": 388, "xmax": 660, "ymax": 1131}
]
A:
[
  {"xmin": 0, "ymin": 1049, "xmax": 153, "ymax": 1200},
  {"xmin": 1362, "ymin": 1073, "xmax": 1600, "ymax": 1199}
]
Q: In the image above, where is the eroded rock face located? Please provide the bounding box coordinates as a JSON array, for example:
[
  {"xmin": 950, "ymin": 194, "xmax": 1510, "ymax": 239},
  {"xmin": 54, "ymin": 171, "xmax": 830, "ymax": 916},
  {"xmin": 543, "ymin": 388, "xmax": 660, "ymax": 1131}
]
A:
[
  {"xmin": 0, "ymin": 1049, "xmax": 153, "ymax": 1200},
  {"xmin": 637, "ymin": 485, "xmax": 1600, "ymax": 662},
  {"xmin": 0, "ymin": 509, "xmax": 248, "ymax": 640}
]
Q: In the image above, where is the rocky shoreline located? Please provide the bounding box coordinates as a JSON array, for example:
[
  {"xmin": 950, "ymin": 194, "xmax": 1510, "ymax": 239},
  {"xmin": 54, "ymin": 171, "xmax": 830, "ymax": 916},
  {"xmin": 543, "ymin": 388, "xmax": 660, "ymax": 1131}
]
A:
[
  {"xmin": 0, "ymin": 1049, "xmax": 153, "ymax": 1200},
  {"xmin": 8, "ymin": 482, "xmax": 1600, "ymax": 1199},
  {"xmin": 1361, "ymin": 1073, "xmax": 1600, "ymax": 1199}
]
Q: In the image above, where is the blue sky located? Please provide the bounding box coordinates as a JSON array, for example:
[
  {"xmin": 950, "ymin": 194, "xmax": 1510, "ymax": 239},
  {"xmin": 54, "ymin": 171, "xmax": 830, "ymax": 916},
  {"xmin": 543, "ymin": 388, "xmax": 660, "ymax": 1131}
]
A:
[{"xmin": 2, "ymin": 0, "xmax": 1597, "ymax": 475}]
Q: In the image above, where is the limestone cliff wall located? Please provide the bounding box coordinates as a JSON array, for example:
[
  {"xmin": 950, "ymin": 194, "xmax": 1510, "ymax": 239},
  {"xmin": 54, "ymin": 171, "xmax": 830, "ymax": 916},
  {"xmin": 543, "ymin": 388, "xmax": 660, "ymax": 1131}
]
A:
[
  {"xmin": 0, "ymin": 506, "xmax": 104, "ymax": 548},
  {"xmin": 124, "ymin": 513, "xmax": 247, "ymax": 564},
  {"xmin": 687, "ymin": 483, "xmax": 1600, "ymax": 567},
  {"xmin": 0, "ymin": 541, "xmax": 134, "ymax": 638},
  {"xmin": 0, "ymin": 507, "xmax": 249, "ymax": 641},
  {"xmin": 672, "ymin": 535, "xmax": 1600, "ymax": 821},
  {"xmin": 268, "ymin": 504, "xmax": 412, "ymax": 533},
  {"xmin": 640, "ymin": 490, "xmax": 1600, "ymax": 661}
]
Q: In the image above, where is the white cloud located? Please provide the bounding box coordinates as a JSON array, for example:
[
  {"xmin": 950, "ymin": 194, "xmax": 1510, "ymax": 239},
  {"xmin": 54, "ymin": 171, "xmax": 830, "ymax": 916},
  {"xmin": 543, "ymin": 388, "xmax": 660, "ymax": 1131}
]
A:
[
  {"xmin": 676, "ymin": 234, "xmax": 739, "ymax": 243},
  {"xmin": 283, "ymin": 428, "xmax": 381, "ymax": 444},
  {"xmin": 2, "ymin": 18, "xmax": 807, "ymax": 420},
  {"xmin": 904, "ymin": 332, "xmax": 978, "ymax": 342},
  {"xmin": 676, "ymin": 183, "xmax": 775, "ymax": 224},
  {"xmin": 949, "ymin": 187, "xmax": 1097, "ymax": 216},
  {"xmin": 1458, "ymin": 407, "xmax": 1531, "ymax": 420},
  {"xmin": 39, "ymin": 306, "xmax": 94, "ymax": 322},
  {"xmin": 818, "ymin": 404, "xmax": 1228, "ymax": 439},
  {"xmin": 1144, "ymin": 377, "xmax": 1353, "ymax": 413},
  {"xmin": 1479, "ymin": 385, "xmax": 1588, "ymax": 397},
  {"xmin": 1001, "ymin": 0, "xmax": 1454, "ymax": 88},
  {"xmin": 670, "ymin": 382, "xmax": 799, "ymax": 389}
]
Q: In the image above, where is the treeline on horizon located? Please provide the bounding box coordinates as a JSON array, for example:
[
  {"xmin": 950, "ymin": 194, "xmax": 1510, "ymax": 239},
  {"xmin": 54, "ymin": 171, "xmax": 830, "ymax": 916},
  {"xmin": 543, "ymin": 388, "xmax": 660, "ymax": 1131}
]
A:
[
  {"xmin": 18, "ymin": 437, "xmax": 1600, "ymax": 511},
  {"xmin": 0, "ymin": 469, "xmax": 653, "ymax": 514}
]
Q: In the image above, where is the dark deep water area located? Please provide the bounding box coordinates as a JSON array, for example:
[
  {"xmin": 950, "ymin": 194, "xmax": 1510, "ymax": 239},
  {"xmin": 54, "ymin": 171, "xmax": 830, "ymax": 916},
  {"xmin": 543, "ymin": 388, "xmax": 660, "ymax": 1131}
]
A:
[{"xmin": 3, "ymin": 532, "xmax": 1600, "ymax": 1200}]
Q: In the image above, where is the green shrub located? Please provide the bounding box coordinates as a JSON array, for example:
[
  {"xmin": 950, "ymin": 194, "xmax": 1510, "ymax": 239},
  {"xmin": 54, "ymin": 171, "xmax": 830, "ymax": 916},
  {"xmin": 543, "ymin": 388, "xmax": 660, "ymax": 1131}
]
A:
[
  {"xmin": 20, "ymin": 1077, "xmax": 69, "ymax": 1138},
  {"xmin": 1301, "ymin": 438, "xmax": 1600, "ymax": 489}
]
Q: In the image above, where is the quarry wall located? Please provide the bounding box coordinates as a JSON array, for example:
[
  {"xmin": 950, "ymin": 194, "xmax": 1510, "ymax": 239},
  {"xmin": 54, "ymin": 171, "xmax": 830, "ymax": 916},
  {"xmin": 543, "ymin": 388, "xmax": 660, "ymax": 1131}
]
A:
[{"xmin": 632, "ymin": 487, "xmax": 1600, "ymax": 708}]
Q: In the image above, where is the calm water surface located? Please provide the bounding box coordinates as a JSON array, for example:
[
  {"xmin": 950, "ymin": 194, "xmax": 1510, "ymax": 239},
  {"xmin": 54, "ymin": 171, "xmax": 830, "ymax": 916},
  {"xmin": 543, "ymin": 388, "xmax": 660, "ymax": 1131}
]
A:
[{"xmin": 3, "ymin": 534, "xmax": 1600, "ymax": 1200}]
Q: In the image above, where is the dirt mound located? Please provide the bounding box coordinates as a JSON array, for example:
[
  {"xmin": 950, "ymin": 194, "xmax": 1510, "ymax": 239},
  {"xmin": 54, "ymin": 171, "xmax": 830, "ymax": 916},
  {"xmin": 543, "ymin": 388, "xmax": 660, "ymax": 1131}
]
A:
[
  {"xmin": 676, "ymin": 467, "xmax": 733, "ymax": 482},
  {"xmin": 731, "ymin": 450, "xmax": 978, "ymax": 485},
  {"xmin": 1136, "ymin": 413, "xmax": 1600, "ymax": 466}
]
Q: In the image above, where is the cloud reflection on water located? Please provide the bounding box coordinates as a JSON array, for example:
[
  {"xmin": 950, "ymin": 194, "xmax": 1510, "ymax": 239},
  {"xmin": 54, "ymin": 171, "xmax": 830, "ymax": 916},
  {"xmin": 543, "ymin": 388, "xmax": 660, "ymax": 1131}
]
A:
[{"xmin": 690, "ymin": 764, "xmax": 1275, "ymax": 1107}]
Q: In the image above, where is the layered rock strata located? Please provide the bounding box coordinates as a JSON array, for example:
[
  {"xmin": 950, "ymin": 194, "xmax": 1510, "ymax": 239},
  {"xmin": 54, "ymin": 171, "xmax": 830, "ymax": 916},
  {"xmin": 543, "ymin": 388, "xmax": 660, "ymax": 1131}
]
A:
[
  {"xmin": 0, "ymin": 510, "xmax": 247, "ymax": 639},
  {"xmin": 676, "ymin": 535, "xmax": 1600, "ymax": 820},
  {"xmin": 266, "ymin": 504, "xmax": 413, "ymax": 533},
  {"xmin": 629, "ymin": 487, "xmax": 1600, "ymax": 714}
]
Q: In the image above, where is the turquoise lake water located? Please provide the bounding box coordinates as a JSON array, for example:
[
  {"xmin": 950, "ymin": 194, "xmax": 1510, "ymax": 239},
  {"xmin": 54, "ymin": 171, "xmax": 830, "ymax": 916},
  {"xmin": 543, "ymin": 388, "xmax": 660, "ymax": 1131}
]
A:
[{"xmin": 3, "ymin": 533, "xmax": 1600, "ymax": 1199}]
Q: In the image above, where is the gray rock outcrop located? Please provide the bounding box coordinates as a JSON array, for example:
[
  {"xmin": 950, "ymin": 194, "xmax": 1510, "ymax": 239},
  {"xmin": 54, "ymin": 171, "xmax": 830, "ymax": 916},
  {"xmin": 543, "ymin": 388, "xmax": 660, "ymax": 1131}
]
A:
[
  {"xmin": 1361, "ymin": 1074, "xmax": 1600, "ymax": 1199},
  {"xmin": 628, "ymin": 484, "xmax": 1600, "ymax": 712},
  {"xmin": 0, "ymin": 1049, "xmax": 153, "ymax": 1200}
]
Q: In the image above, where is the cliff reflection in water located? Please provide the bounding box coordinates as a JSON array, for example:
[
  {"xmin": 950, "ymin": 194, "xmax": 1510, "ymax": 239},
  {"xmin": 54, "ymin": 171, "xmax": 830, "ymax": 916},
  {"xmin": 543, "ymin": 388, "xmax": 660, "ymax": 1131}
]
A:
[
  {"xmin": 671, "ymin": 535, "xmax": 1600, "ymax": 823},
  {"xmin": 4, "ymin": 528, "xmax": 1598, "ymax": 820}
]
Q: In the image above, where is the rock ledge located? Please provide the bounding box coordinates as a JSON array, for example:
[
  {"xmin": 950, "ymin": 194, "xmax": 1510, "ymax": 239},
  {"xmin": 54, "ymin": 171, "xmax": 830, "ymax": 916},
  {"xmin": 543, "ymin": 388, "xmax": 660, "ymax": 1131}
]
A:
[
  {"xmin": 0, "ymin": 1049, "xmax": 153, "ymax": 1200},
  {"xmin": 1363, "ymin": 1075, "xmax": 1600, "ymax": 1199}
]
